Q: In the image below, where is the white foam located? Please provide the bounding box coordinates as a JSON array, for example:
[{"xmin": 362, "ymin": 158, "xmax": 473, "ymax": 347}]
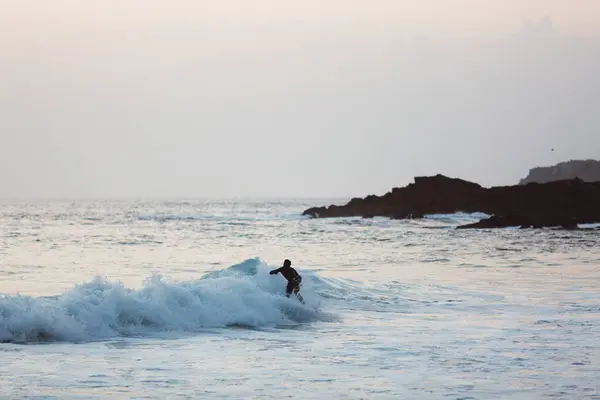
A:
[
  {"xmin": 0, "ymin": 258, "xmax": 326, "ymax": 343},
  {"xmin": 578, "ymin": 223, "xmax": 600, "ymax": 229},
  {"xmin": 424, "ymin": 212, "xmax": 491, "ymax": 222}
]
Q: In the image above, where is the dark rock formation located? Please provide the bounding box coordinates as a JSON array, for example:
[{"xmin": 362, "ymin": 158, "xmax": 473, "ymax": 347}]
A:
[
  {"xmin": 302, "ymin": 174, "xmax": 600, "ymax": 229},
  {"xmin": 519, "ymin": 159, "xmax": 600, "ymax": 185}
]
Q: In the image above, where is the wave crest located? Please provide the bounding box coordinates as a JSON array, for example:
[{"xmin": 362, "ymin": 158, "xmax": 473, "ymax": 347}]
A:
[{"xmin": 0, "ymin": 258, "xmax": 332, "ymax": 344}]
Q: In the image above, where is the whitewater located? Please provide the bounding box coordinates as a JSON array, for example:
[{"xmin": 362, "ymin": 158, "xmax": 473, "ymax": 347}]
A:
[{"xmin": 1, "ymin": 200, "xmax": 599, "ymax": 399}]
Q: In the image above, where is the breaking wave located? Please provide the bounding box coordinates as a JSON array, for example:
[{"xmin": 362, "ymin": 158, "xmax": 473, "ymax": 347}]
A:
[
  {"xmin": 0, "ymin": 258, "xmax": 333, "ymax": 344},
  {"xmin": 423, "ymin": 212, "xmax": 491, "ymax": 223}
]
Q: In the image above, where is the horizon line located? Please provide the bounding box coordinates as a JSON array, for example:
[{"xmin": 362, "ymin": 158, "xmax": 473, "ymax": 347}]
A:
[{"xmin": 0, "ymin": 195, "xmax": 353, "ymax": 201}]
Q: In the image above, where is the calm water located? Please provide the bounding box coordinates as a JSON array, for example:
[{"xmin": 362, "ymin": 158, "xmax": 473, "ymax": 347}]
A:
[{"xmin": 1, "ymin": 200, "xmax": 599, "ymax": 399}]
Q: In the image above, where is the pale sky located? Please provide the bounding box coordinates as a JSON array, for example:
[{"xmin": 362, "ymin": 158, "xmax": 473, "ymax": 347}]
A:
[{"xmin": 1, "ymin": 0, "xmax": 599, "ymax": 198}]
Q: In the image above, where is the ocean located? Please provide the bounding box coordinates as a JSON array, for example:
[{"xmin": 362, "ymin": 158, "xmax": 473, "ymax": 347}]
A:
[{"xmin": 1, "ymin": 199, "xmax": 599, "ymax": 399}]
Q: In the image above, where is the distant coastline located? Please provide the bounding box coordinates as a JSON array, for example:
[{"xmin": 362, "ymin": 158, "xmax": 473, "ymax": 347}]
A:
[{"xmin": 519, "ymin": 159, "xmax": 600, "ymax": 185}]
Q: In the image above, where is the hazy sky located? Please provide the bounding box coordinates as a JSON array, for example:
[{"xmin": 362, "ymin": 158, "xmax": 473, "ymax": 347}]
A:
[{"xmin": 1, "ymin": 0, "xmax": 599, "ymax": 198}]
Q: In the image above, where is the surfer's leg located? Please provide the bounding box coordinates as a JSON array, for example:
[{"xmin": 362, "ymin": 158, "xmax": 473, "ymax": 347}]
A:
[
  {"xmin": 285, "ymin": 282, "xmax": 294, "ymax": 297},
  {"xmin": 293, "ymin": 285, "xmax": 305, "ymax": 304}
]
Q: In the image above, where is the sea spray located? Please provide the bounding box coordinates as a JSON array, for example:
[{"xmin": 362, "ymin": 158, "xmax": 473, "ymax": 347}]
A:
[{"xmin": 0, "ymin": 258, "xmax": 330, "ymax": 344}]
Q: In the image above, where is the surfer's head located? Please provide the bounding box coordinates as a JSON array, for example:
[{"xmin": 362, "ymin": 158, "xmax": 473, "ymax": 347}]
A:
[{"xmin": 283, "ymin": 259, "xmax": 291, "ymax": 267}]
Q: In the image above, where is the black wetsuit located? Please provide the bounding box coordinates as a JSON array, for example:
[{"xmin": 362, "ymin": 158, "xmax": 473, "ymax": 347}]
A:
[{"xmin": 270, "ymin": 265, "xmax": 303, "ymax": 297}]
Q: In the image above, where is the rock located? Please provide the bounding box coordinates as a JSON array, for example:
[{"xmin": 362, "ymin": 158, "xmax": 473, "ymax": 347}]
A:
[
  {"xmin": 519, "ymin": 159, "xmax": 600, "ymax": 185},
  {"xmin": 302, "ymin": 174, "xmax": 600, "ymax": 229},
  {"xmin": 456, "ymin": 215, "xmax": 520, "ymax": 229}
]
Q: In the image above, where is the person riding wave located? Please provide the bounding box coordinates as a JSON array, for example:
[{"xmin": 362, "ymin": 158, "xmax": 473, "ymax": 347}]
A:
[{"xmin": 270, "ymin": 259, "xmax": 305, "ymax": 303}]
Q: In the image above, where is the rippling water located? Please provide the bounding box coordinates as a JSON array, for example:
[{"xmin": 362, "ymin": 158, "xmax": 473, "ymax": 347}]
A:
[{"xmin": 1, "ymin": 200, "xmax": 599, "ymax": 399}]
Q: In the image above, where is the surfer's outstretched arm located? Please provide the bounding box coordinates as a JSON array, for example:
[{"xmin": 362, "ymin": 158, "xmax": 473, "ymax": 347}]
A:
[{"xmin": 269, "ymin": 267, "xmax": 282, "ymax": 275}]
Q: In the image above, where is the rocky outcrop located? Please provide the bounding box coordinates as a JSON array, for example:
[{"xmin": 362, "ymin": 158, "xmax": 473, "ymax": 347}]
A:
[
  {"xmin": 519, "ymin": 159, "xmax": 600, "ymax": 185},
  {"xmin": 302, "ymin": 174, "xmax": 600, "ymax": 229}
]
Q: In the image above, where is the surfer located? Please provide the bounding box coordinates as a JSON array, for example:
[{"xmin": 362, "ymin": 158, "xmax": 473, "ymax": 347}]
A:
[{"xmin": 270, "ymin": 259, "xmax": 305, "ymax": 303}]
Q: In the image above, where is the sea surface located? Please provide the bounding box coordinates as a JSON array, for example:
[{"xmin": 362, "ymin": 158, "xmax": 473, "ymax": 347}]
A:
[{"xmin": 1, "ymin": 199, "xmax": 599, "ymax": 399}]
